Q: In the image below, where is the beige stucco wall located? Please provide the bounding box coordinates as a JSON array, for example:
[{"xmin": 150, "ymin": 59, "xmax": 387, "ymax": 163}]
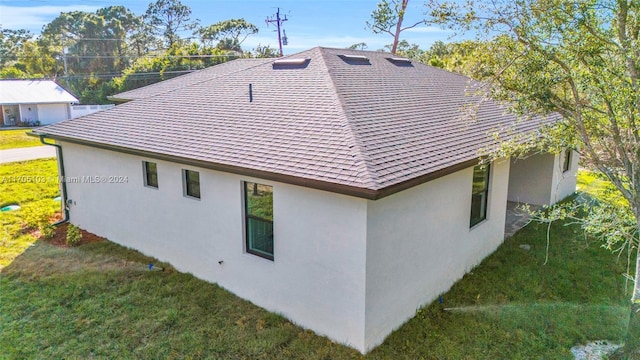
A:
[
  {"xmin": 37, "ymin": 103, "xmax": 71, "ymax": 124},
  {"xmin": 551, "ymin": 150, "xmax": 579, "ymax": 203},
  {"xmin": 60, "ymin": 142, "xmax": 535, "ymax": 353},
  {"xmin": 61, "ymin": 142, "xmax": 369, "ymax": 352},
  {"xmin": 508, "ymin": 151, "xmax": 578, "ymax": 205},
  {"xmin": 363, "ymin": 159, "xmax": 510, "ymax": 351}
]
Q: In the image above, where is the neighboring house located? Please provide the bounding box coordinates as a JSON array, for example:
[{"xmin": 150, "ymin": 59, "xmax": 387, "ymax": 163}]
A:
[
  {"xmin": 0, "ymin": 80, "xmax": 78, "ymax": 126},
  {"xmin": 33, "ymin": 47, "xmax": 578, "ymax": 353},
  {"xmin": 70, "ymin": 104, "xmax": 115, "ymax": 119}
]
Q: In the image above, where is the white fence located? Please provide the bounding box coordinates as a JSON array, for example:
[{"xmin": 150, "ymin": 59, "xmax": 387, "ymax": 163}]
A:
[{"xmin": 70, "ymin": 104, "xmax": 115, "ymax": 119}]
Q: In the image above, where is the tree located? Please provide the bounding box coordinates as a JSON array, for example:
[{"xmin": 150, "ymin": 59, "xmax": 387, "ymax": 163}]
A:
[
  {"xmin": 41, "ymin": 6, "xmax": 142, "ymax": 103},
  {"xmin": 249, "ymin": 44, "xmax": 280, "ymax": 58},
  {"xmin": 145, "ymin": 0, "xmax": 199, "ymax": 48},
  {"xmin": 366, "ymin": 0, "xmax": 424, "ymax": 54},
  {"xmin": 0, "ymin": 29, "xmax": 33, "ymax": 67},
  {"xmin": 111, "ymin": 43, "xmax": 237, "ymax": 93},
  {"xmin": 197, "ymin": 18, "xmax": 258, "ymax": 52},
  {"xmin": 348, "ymin": 42, "xmax": 368, "ymax": 50},
  {"xmin": 427, "ymin": 0, "xmax": 640, "ymax": 356},
  {"xmin": 385, "ymin": 39, "xmax": 423, "ymax": 59}
]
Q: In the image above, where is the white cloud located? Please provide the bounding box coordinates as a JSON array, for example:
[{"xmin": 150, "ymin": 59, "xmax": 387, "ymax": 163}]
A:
[{"xmin": 0, "ymin": 5, "xmax": 101, "ymax": 32}]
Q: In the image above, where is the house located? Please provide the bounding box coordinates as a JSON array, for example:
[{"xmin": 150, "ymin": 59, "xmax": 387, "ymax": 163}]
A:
[
  {"xmin": 32, "ymin": 47, "xmax": 578, "ymax": 353},
  {"xmin": 0, "ymin": 80, "xmax": 79, "ymax": 126}
]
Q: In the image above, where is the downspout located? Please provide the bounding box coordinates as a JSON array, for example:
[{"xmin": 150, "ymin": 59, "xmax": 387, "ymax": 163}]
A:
[{"xmin": 39, "ymin": 135, "xmax": 69, "ymax": 225}]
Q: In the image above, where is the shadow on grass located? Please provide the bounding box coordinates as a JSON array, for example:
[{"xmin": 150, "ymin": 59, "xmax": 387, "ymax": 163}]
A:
[
  {"xmin": 0, "ymin": 213, "xmax": 633, "ymax": 359},
  {"xmin": 0, "ymin": 239, "xmax": 361, "ymax": 360}
]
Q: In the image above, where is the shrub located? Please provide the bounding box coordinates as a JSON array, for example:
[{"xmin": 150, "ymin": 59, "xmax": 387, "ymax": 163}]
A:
[
  {"xmin": 66, "ymin": 224, "xmax": 82, "ymax": 246},
  {"xmin": 41, "ymin": 224, "xmax": 56, "ymax": 239},
  {"xmin": 21, "ymin": 204, "xmax": 50, "ymax": 230}
]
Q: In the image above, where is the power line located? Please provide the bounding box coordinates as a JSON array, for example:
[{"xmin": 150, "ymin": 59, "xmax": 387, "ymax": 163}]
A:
[{"xmin": 2, "ymin": 54, "xmax": 241, "ymax": 60}]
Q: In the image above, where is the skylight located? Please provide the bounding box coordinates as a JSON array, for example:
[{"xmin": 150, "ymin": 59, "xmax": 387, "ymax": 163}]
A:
[
  {"xmin": 272, "ymin": 58, "xmax": 310, "ymax": 68},
  {"xmin": 385, "ymin": 57, "xmax": 414, "ymax": 67},
  {"xmin": 338, "ymin": 54, "xmax": 371, "ymax": 65},
  {"xmin": 388, "ymin": 57, "xmax": 412, "ymax": 64}
]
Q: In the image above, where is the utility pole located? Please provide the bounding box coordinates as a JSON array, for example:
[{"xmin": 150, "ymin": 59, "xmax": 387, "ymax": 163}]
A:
[
  {"xmin": 60, "ymin": 35, "xmax": 70, "ymax": 89},
  {"xmin": 265, "ymin": 8, "xmax": 288, "ymax": 56}
]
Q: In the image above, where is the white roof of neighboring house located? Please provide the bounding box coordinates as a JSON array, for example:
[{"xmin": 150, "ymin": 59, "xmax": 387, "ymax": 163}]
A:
[{"xmin": 0, "ymin": 80, "xmax": 78, "ymax": 104}]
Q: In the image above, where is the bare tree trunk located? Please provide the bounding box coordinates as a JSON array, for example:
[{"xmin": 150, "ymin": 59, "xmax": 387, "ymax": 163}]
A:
[
  {"xmin": 620, "ymin": 220, "xmax": 640, "ymax": 359},
  {"xmin": 626, "ymin": 300, "xmax": 640, "ymax": 359},
  {"xmin": 390, "ymin": 0, "xmax": 409, "ymax": 54}
]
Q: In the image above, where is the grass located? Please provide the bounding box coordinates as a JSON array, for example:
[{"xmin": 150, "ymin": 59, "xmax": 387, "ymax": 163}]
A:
[
  {"xmin": 0, "ymin": 129, "xmax": 41, "ymax": 150},
  {"xmin": 0, "ymin": 168, "xmax": 634, "ymax": 359},
  {"xmin": 0, "ymin": 158, "xmax": 60, "ymax": 269},
  {"xmin": 577, "ymin": 169, "xmax": 627, "ymax": 206}
]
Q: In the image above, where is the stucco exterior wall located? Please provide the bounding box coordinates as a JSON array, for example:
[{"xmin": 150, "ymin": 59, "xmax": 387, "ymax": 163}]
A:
[
  {"xmin": 551, "ymin": 150, "xmax": 579, "ymax": 203},
  {"xmin": 507, "ymin": 153, "xmax": 555, "ymax": 205},
  {"xmin": 60, "ymin": 142, "xmax": 369, "ymax": 351},
  {"xmin": 37, "ymin": 103, "xmax": 70, "ymax": 124},
  {"xmin": 508, "ymin": 152, "xmax": 578, "ymax": 205},
  {"xmin": 19, "ymin": 104, "xmax": 38, "ymax": 124},
  {"xmin": 363, "ymin": 159, "xmax": 510, "ymax": 351}
]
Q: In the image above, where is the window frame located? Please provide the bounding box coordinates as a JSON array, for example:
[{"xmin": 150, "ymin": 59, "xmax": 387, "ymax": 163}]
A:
[
  {"xmin": 142, "ymin": 161, "xmax": 158, "ymax": 189},
  {"xmin": 562, "ymin": 149, "xmax": 572, "ymax": 173},
  {"xmin": 243, "ymin": 181, "xmax": 274, "ymax": 261},
  {"xmin": 470, "ymin": 164, "xmax": 490, "ymax": 228},
  {"xmin": 182, "ymin": 169, "xmax": 201, "ymax": 199}
]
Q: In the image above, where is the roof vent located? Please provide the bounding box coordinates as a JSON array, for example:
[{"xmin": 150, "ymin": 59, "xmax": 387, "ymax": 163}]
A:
[
  {"xmin": 386, "ymin": 57, "xmax": 413, "ymax": 66},
  {"xmin": 272, "ymin": 58, "xmax": 310, "ymax": 68},
  {"xmin": 338, "ymin": 54, "xmax": 371, "ymax": 65}
]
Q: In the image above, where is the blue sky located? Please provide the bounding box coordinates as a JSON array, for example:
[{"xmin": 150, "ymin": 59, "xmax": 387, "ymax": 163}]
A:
[{"xmin": 0, "ymin": 0, "xmax": 456, "ymax": 54}]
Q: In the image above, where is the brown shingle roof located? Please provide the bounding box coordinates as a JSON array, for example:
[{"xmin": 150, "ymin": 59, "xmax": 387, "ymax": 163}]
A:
[
  {"xmin": 109, "ymin": 58, "xmax": 271, "ymax": 101},
  {"xmin": 36, "ymin": 47, "xmax": 556, "ymax": 199}
]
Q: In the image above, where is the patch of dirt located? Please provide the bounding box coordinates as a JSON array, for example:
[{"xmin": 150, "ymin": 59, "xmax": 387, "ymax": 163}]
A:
[
  {"xmin": 571, "ymin": 341, "xmax": 623, "ymax": 360},
  {"xmin": 42, "ymin": 223, "xmax": 105, "ymax": 248}
]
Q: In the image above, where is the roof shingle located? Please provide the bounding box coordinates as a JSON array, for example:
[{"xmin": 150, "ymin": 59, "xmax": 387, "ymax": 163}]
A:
[{"xmin": 36, "ymin": 47, "xmax": 556, "ymax": 198}]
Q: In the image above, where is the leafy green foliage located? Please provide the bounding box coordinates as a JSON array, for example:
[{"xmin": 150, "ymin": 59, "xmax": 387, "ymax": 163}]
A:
[
  {"xmin": 65, "ymin": 224, "xmax": 82, "ymax": 247},
  {"xmin": 197, "ymin": 18, "xmax": 258, "ymax": 51},
  {"xmin": 0, "ymin": 29, "xmax": 34, "ymax": 68},
  {"xmin": 110, "ymin": 43, "xmax": 238, "ymax": 94},
  {"xmin": 426, "ymin": 2, "xmax": 640, "ymax": 352},
  {"xmin": 0, "ymin": 2, "xmax": 269, "ymax": 103},
  {"xmin": 144, "ymin": 0, "xmax": 199, "ymax": 48},
  {"xmin": 367, "ymin": 0, "xmax": 424, "ymax": 54},
  {"xmin": 41, "ymin": 224, "xmax": 56, "ymax": 239}
]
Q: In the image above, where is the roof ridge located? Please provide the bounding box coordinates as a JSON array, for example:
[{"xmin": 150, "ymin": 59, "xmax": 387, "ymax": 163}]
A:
[{"xmin": 316, "ymin": 47, "xmax": 381, "ymax": 189}]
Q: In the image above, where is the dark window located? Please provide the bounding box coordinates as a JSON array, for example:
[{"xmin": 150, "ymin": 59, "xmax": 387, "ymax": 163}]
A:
[
  {"xmin": 143, "ymin": 161, "xmax": 158, "ymax": 188},
  {"xmin": 470, "ymin": 164, "xmax": 490, "ymax": 227},
  {"xmin": 183, "ymin": 170, "xmax": 200, "ymax": 199},
  {"xmin": 244, "ymin": 182, "xmax": 274, "ymax": 260},
  {"xmin": 562, "ymin": 149, "xmax": 572, "ymax": 173}
]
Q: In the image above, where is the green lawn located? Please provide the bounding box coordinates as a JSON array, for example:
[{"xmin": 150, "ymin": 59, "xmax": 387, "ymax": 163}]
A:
[
  {"xmin": 0, "ymin": 168, "xmax": 634, "ymax": 359},
  {"xmin": 0, "ymin": 158, "xmax": 61, "ymax": 269},
  {"xmin": 0, "ymin": 129, "xmax": 41, "ymax": 150}
]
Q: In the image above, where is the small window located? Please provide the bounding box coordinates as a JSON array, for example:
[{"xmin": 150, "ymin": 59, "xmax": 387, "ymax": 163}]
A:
[
  {"xmin": 244, "ymin": 182, "xmax": 274, "ymax": 260},
  {"xmin": 562, "ymin": 149, "xmax": 572, "ymax": 173},
  {"xmin": 143, "ymin": 161, "xmax": 158, "ymax": 188},
  {"xmin": 183, "ymin": 169, "xmax": 200, "ymax": 199},
  {"xmin": 470, "ymin": 164, "xmax": 490, "ymax": 227}
]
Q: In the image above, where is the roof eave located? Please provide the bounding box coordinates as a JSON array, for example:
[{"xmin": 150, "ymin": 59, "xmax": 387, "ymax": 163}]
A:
[
  {"xmin": 34, "ymin": 132, "xmax": 382, "ymax": 200},
  {"xmin": 32, "ymin": 132, "xmax": 483, "ymax": 201}
]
